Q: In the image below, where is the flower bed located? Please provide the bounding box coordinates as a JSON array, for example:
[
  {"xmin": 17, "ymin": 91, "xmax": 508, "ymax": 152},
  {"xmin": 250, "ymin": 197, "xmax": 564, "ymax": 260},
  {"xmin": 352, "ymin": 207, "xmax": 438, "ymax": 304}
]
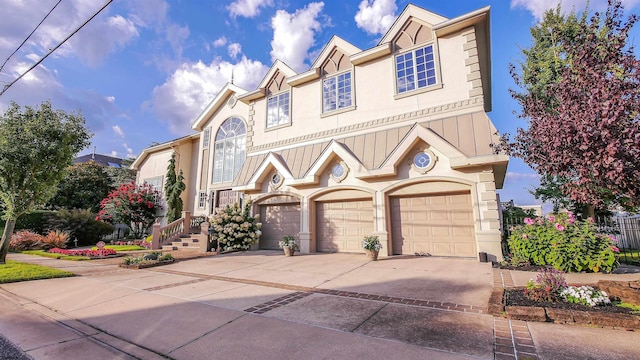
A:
[
  {"xmin": 49, "ymin": 248, "xmax": 117, "ymax": 258},
  {"xmin": 489, "ymin": 268, "xmax": 640, "ymax": 330},
  {"xmin": 119, "ymin": 252, "xmax": 174, "ymax": 269}
]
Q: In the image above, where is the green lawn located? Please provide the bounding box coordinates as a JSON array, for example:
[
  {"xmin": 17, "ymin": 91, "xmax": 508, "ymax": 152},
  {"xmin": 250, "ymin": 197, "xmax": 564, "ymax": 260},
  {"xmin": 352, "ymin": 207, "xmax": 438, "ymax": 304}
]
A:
[
  {"xmin": 0, "ymin": 260, "xmax": 74, "ymax": 283},
  {"xmin": 21, "ymin": 250, "xmax": 90, "ymax": 261},
  {"xmin": 90, "ymin": 245, "xmax": 145, "ymax": 251}
]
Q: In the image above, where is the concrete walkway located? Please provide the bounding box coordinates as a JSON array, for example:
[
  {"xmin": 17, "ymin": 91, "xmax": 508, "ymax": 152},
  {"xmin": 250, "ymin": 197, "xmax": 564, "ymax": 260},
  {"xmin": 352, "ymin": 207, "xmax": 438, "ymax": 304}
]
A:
[{"xmin": 0, "ymin": 251, "xmax": 638, "ymax": 359}]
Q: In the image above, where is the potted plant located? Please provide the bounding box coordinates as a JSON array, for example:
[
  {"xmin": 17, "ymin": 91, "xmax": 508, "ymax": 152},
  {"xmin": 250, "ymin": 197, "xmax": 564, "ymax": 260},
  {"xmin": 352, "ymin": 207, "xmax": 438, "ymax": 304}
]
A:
[
  {"xmin": 363, "ymin": 235, "xmax": 382, "ymax": 261},
  {"xmin": 279, "ymin": 235, "xmax": 299, "ymax": 256}
]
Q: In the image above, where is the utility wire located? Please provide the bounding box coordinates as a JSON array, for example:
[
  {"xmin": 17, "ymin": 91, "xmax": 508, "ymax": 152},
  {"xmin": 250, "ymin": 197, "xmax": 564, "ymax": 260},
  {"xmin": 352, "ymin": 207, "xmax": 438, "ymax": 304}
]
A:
[
  {"xmin": 0, "ymin": 0, "xmax": 63, "ymax": 74},
  {"xmin": 0, "ymin": 0, "xmax": 113, "ymax": 96}
]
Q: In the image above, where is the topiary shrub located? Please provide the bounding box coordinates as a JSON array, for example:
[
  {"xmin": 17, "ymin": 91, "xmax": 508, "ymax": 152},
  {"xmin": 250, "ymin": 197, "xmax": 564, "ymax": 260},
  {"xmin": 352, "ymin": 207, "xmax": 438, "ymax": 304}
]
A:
[
  {"xmin": 46, "ymin": 209, "xmax": 114, "ymax": 246},
  {"xmin": 209, "ymin": 201, "xmax": 261, "ymax": 252},
  {"xmin": 508, "ymin": 213, "xmax": 619, "ymax": 273},
  {"xmin": 1, "ymin": 210, "xmax": 56, "ymax": 235},
  {"xmin": 9, "ymin": 230, "xmax": 46, "ymax": 251}
]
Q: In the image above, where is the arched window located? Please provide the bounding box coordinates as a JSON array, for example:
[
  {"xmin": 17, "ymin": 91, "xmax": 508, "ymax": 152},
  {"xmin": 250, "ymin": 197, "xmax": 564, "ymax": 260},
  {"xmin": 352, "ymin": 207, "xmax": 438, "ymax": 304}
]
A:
[{"xmin": 212, "ymin": 117, "xmax": 246, "ymax": 183}]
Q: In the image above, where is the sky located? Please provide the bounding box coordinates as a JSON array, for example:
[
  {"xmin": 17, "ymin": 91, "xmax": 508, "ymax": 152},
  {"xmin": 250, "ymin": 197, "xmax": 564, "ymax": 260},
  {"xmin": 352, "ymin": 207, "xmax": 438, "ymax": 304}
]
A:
[{"xmin": 1, "ymin": 0, "xmax": 639, "ymax": 210}]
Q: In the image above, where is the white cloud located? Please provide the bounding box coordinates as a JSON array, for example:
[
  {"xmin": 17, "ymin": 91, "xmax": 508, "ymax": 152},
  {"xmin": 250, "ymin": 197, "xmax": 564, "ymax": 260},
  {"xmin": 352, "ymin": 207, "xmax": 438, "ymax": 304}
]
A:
[
  {"xmin": 228, "ymin": 43, "xmax": 242, "ymax": 58},
  {"xmin": 105, "ymin": 96, "xmax": 115, "ymax": 103},
  {"xmin": 354, "ymin": 0, "xmax": 397, "ymax": 35},
  {"xmin": 147, "ymin": 56, "xmax": 269, "ymax": 134},
  {"xmin": 270, "ymin": 2, "xmax": 325, "ymax": 72},
  {"xmin": 123, "ymin": 143, "xmax": 135, "ymax": 158},
  {"xmin": 112, "ymin": 125, "xmax": 125, "ymax": 138},
  {"xmin": 228, "ymin": 0, "xmax": 274, "ymax": 19},
  {"xmin": 69, "ymin": 15, "xmax": 139, "ymax": 67},
  {"xmin": 510, "ymin": 0, "xmax": 640, "ymax": 21},
  {"xmin": 213, "ymin": 36, "xmax": 228, "ymax": 47},
  {"xmin": 0, "ymin": 0, "xmax": 139, "ymax": 68},
  {"xmin": 110, "ymin": 150, "xmax": 119, "ymax": 157}
]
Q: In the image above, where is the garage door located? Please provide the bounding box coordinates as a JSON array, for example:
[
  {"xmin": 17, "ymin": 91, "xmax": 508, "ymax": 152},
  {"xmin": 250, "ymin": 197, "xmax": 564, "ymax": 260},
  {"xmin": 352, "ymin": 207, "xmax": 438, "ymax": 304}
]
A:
[
  {"xmin": 317, "ymin": 199, "xmax": 373, "ymax": 253},
  {"xmin": 390, "ymin": 192, "xmax": 475, "ymax": 257},
  {"xmin": 259, "ymin": 204, "xmax": 301, "ymax": 250}
]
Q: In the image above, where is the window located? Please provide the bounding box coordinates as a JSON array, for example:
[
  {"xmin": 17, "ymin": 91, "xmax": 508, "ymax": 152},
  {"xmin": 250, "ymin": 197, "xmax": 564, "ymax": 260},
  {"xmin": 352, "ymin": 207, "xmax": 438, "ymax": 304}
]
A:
[
  {"xmin": 202, "ymin": 127, "xmax": 211, "ymax": 149},
  {"xmin": 267, "ymin": 92, "xmax": 290, "ymax": 128},
  {"xmin": 323, "ymin": 71, "xmax": 352, "ymax": 112},
  {"xmin": 144, "ymin": 176, "xmax": 163, "ymax": 193},
  {"xmin": 395, "ymin": 44, "xmax": 437, "ymax": 94},
  {"xmin": 143, "ymin": 176, "xmax": 163, "ymax": 201},
  {"xmin": 212, "ymin": 117, "xmax": 246, "ymax": 183},
  {"xmin": 197, "ymin": 191, "xmax": 207, "ymax": 209}
]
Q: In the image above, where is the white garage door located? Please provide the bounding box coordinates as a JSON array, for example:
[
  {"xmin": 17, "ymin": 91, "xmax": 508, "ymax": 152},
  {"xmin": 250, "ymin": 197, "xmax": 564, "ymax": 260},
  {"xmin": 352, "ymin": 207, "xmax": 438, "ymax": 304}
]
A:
[
  {"xmin": 317, "ymin": 199, "xmax": 374, "ymax": 253},
  {"xmin": 390, "ymin": 192, "xmax": 475, "ymax": 257},
  {"xmin": 259, "ymin": 204, "xmax": 301, "ymax": 250}
]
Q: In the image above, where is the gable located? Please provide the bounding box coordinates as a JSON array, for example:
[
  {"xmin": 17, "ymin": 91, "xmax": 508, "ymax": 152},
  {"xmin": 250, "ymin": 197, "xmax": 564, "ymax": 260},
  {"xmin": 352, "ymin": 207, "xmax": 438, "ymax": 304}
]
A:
[{"xmin": 392, "ymin": 18, "xmax": 434, "ymax": 51}]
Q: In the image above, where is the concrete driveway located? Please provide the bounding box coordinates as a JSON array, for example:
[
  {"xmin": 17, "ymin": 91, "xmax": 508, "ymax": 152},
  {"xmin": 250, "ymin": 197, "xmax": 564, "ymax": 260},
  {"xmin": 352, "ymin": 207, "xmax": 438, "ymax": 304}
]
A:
[{"xmin": 1, "ymin": 251, "xmax": 638, "ymax": 359}]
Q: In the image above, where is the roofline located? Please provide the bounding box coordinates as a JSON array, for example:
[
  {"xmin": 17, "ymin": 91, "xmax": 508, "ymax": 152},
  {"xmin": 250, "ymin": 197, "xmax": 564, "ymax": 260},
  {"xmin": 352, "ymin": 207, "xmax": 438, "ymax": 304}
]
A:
[{"xmin": 130, "ymin": 133, "xmax": 200, "ymax": 170}]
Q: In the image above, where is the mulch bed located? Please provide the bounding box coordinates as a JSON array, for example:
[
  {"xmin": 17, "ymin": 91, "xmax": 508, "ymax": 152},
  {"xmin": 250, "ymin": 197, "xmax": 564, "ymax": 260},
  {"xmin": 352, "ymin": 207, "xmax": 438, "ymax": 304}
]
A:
[
  {"xmin": 505, "ymin": 288, "xmax": 635, "ymax": 315},
  {"xmin": 119, "ymin": 259, "xmax": 175, "ymax": 270}
]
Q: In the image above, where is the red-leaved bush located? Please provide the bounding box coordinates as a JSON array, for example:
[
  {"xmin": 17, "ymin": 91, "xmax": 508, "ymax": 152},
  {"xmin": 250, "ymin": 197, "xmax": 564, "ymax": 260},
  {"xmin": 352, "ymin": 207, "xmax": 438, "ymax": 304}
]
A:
[
  {"xmin": 9, "ymin": 230, "xmax": 46, "ymax": 251},
  {"xmin": 42, "ymin": 230, "xmax": 69, "ymax": 249}
]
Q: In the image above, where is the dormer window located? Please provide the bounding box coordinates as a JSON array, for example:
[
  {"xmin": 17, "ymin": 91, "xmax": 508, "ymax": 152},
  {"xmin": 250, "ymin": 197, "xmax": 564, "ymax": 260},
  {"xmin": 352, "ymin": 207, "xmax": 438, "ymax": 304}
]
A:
[
  {"xmin": 267, "ymin": 91, "xmax": 290, "ymax": 128},
  {"xmin": 396, "ymin": 44, "xmax": 437, "ymax": 93},
  {"xmin": 323, "ymin": 71, "xmax": 352, "ymax": 113}
]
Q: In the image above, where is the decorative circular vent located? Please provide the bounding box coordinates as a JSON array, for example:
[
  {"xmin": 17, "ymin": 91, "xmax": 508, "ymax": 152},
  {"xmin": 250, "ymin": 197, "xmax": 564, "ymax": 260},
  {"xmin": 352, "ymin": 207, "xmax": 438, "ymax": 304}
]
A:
[
  {"xmin": 411, "ymin": 149, "xmax": 437, "ymax": 174},
  {"xmin": 330, "ymin": 161, "xmax": 349, "ymax": 183}
]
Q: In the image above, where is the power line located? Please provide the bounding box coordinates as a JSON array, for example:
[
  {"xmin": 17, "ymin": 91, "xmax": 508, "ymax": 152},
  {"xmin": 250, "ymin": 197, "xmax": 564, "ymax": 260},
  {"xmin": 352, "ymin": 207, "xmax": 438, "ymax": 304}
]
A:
[
  {"xmin": 0, "ymin": 0, "xmax": 63, "ymax": 74},
  {"xmin": 0, "ymin": 0, "xmax": 113, "ymax": 96}
]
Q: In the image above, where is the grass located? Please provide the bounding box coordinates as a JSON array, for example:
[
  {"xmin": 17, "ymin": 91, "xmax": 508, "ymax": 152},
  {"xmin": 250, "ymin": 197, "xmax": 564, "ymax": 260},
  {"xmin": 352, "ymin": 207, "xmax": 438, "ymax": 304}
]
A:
[
  {"xmin": 90, "ymin": 245, "xmax": 145, "ymax": 251},
  {"xmin": 0, "ymin": 260, "xmax": 74, "ymax": 283},
  {"xmin": 619, "ymin": 250, "xmax": 640, "ymax": 266},
  {"xmin": 616, "ymin": 302, "xmax": 640, "ymax": 315},
  {"xmin": 21, "ymin": 250, "xmax": 90, "ymax": 261}
]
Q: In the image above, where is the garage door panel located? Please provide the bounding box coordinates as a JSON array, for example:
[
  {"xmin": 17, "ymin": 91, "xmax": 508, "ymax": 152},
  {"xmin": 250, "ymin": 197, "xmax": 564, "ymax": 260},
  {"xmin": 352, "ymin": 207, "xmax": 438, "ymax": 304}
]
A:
[
  {"xmin": 259, "ymin": 204, "xmax": 300, "ymax": 250},
  {"xmin": 317, "ymin": 199, "xmax": 373, "ymax": 253},
  {"xmin": 391, "ymin": 192, "xmax": 475, "ymax": 257}
]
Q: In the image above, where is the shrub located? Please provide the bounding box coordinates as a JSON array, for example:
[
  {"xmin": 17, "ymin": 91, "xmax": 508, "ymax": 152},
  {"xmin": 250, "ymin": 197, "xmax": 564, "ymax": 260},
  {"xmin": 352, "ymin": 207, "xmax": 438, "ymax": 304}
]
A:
[
  {"xmin": 46, "ymin": 209, "xmax": 114, "ymax": 246},
  {"xmin": 96, "ymin": 182, "xmax": 163, "ymax": 238},
  {"xmin": 9, "ymin": 230, "xmax": 46, "ymax": 251},
  {"xmin": 1, "ymin": 210, "xmax": 55, "ymax": 235},
  {"xmin": 42, "ymin": 230, "xmax": 69, "ymax": 249},
  {"xmin": 508, "ymin": 213, "xmax": 618, "ymax": 272},
  {"xmin": 209, "ymin": 201, "xmax": 261, "ymax": 252}
]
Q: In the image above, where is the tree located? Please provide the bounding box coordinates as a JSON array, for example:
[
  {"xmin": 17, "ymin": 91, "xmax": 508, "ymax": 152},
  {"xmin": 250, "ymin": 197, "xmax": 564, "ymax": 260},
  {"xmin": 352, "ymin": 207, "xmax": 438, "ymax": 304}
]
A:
[
  {"xmin": 164, "ymin": 152, "xmax": 185, "ymax": 222},
  {"xmin": 499, "ymin": 0, "xmax": 640, "ymax": 215},
  {"xmin": 96, "ymin": 182, "xmax": 163, "ymax": 238},
  {"xmin": 0, "ymin": 101, "xmax": 91, "ymax": 263},
  {"xmin": 104, "ymin": 158, "xmax": 136, "ymax": 187},
  {"xmin": 47, "ymin": 162, "xmax": 114, "ymax": 213}
]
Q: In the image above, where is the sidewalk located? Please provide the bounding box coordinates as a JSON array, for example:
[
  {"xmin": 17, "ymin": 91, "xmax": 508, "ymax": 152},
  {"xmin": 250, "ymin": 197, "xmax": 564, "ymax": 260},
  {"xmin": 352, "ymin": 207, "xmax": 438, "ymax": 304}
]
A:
[{"xmin": 0, "ymin": 251, "xmax": 638, "ymax": 359}]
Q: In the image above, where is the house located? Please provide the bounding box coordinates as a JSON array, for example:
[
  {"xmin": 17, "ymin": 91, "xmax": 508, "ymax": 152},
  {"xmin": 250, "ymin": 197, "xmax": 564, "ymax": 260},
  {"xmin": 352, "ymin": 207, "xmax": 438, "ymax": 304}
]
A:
[
  {"xmin": 132, "ymin": 4, "xmax": 508, "ymax": 261},
  {"xmin": 75, "ymin": 152, "xmax": 127, "ymax": 168}
]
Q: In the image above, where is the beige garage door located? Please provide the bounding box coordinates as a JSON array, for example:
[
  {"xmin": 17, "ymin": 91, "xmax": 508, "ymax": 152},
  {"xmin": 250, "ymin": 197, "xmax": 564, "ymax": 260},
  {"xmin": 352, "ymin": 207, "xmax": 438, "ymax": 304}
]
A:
[
  {"xmin": 317, "ymin": 199, "xmax": 373, "ymax": 253},
  {"xmin": 391, "ymin": 192, "xmax": 475, "ymax": 257},
  {"xmin": 259, "ymin": 204, "xmax": 301, "ymax": 250}
]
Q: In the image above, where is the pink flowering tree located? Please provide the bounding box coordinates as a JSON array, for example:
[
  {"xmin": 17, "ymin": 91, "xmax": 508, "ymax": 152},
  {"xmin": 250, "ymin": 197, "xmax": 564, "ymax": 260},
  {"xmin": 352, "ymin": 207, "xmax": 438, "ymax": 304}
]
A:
[
  {"xmin": 96, "ymin": 182, "xmax": 163, "ymax": 238},
  {"xmin": 508, "ymin": 213, "xmax": 618, "ymax": 272}
]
